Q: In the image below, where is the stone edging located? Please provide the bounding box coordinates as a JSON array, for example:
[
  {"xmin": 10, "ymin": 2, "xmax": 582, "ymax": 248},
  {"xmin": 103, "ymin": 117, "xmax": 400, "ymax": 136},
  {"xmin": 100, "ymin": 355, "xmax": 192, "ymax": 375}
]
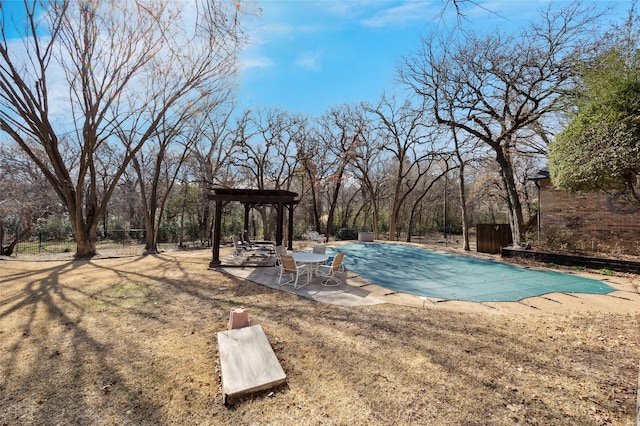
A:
[{"xmin": 501, "ymin": 248, "xmax": 640, "ymax": 274}]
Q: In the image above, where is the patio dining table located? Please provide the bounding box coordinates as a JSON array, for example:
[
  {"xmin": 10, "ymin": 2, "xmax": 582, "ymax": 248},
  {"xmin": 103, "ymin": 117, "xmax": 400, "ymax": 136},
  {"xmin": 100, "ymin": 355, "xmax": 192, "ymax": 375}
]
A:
[{"xmin": 291, "ymin": 252, "xmax": 329, "ymax": 286}]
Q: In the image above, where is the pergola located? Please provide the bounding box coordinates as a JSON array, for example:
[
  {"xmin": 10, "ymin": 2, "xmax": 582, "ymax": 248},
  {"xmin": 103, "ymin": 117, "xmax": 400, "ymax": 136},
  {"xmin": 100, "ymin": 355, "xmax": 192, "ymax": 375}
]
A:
[{"xmin": 206, "ymin": 188, "xmax": 299, "ymax": 267}]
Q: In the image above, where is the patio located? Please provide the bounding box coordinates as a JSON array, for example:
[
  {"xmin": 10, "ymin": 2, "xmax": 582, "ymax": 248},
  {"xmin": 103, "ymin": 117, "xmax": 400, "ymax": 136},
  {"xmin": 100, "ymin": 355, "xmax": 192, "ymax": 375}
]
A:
[{"xmin": 217, "ymin": 263, "xmax": 383, "ymax": 307}]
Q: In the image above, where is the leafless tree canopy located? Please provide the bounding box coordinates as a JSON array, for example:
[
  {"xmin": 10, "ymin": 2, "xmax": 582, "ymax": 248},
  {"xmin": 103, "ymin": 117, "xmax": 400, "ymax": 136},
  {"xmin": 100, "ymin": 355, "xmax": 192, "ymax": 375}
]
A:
[
  {"xmin": 398, "ymin": 2, "xmax": 604, "ymax": 244},
  {"xmin": 1, "ymin": 1, "xmax": 636, "ymax": 257},
  {"xmin": 0, "ymin": 0, "xmax": 246, "ymax": 256}
]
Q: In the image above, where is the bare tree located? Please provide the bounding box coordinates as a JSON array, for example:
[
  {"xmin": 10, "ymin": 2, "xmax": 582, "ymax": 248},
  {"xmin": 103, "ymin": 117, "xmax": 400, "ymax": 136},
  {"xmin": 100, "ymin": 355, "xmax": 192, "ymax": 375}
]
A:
[
  {"xmin": 0, "ymin": 0, "xmax": 246, "ymax": 256},
  {"xmin": 366, "ymin": 94, "xmax": 443, "ymax": 241},
  {"xmin": 127, "ymin": 118, "xmax": 193, "ymax": 253},
  {"xmin": 347, "ymin": 104, "xmax": 387, "ymax": 239},
  {"xmin": 296, "ymin": 127, "xmax": 324, "ymax": 233},
  {"xmin": 399, "ymin": 2, "xmax": 603, "ymax": 245},
  {"xmin": 0, "ymin": 141, "xmax": 61, "ymax": 255},
  {"xmin": 190, "ymin": 103, "xmax": 239, "ymax": 242},
  {"xmin": 235, "ymin": 107, "xmax": 303, "ymax": 191},
  {"xmin": 313, "ymin": 104, "xmax": 364, "ymax": 238},
  {"xmin": 234, "ymin": 107, "xmax": 304, "ymax": 239}
]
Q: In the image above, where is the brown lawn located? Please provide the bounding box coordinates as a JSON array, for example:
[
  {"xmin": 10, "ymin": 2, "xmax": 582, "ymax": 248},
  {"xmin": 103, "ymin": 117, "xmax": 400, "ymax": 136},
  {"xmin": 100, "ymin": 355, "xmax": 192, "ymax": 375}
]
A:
[{"xmin": 0, "ymin": 248, "xmax": 638, "ymax": 425}]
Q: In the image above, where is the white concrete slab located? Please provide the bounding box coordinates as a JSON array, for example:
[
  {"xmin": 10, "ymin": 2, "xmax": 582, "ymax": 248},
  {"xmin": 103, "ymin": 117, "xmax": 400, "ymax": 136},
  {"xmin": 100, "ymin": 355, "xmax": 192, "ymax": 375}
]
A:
[{"xmin": 217, "ymin": 324, "xmax": 286, "ymax": 405}]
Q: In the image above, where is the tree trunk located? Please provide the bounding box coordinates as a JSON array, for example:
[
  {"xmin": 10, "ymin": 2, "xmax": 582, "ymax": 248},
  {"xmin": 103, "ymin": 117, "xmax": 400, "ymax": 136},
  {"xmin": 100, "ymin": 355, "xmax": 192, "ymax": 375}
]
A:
[
  {"xmin": 144, "ymin": 213, "xmax": 158, "ymax": 253},
  {"xmin": 495, "ymin": 148, "xmax": 524, "ymax": 245},
  {"xmin": 1, "ymin": 219, "xmax": 31, "ymax": 256},
  {"xmin": 326, "ymin": 168, "xmax": 346, "ymax": 238},
  {"xmin": 304, "ymin": 167, "xmax": 322, "ymax": 233},
  {"xmin": 406, "ymin": 208, "xmax": 416, "ymax": 243},
  {"xmin": 458, "ymin": 163, "xmax": 470, "ymax": 251},
  {"xmin": 141, "ymin": 200, "xmax": 159, "ymax": 253},
  {"xmin": 455, "ymin": 144, "xmax": 471, "ymax": 251},
  {"xmin": 371, "ymin": 200, "xmax": 380, "ymax": 240},
  {"xmin": 259, "ymin": 207, "xmax": 270, "ymax": 240},
  {"xmin": 74, "ymin": 225, "xmax": 97, "ymax": 257},
  {"xmin": 388, "ymin": 181, "xmax": 403, "ymax": 242}
]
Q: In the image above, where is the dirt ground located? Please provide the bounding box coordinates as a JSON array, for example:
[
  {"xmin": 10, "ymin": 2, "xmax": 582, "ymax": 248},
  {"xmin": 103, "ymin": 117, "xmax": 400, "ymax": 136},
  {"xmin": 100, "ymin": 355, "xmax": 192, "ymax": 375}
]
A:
[{"xmin": 1, "ymin": 246, "xmax": 639, "ymax": 425}]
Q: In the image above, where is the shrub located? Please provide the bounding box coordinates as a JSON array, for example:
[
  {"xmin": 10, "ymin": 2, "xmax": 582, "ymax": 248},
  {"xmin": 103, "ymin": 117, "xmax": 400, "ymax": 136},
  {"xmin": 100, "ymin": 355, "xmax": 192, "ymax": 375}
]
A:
[
  {"xmin": 540, "ymin": 227, "xmax": 576, "ymax": 252},
  {"xmin": 335, "ymin": 228, "xmax": 358, "ymax": 240}
]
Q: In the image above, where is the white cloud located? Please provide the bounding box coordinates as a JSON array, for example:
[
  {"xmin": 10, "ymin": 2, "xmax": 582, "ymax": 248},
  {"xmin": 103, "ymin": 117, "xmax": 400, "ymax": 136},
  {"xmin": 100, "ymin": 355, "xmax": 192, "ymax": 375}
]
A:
[
  {"xmin": 240, "ymin": 54, "xmax": 274, "ymax": 70},
  {"xmin": 359, "ymin": 2, "xmax": 436, "ymax": 28},
  {"xmin": 295, "ymin": 51, "xmax": 323, "ymax": 72}
]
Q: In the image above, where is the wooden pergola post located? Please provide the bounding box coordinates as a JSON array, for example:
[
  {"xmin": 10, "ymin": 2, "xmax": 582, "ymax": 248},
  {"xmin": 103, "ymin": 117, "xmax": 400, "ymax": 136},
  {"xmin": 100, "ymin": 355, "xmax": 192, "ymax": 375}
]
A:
[
  {"xmin": 243, "ymin": 204, "xmax": 250, "ymax": 240},
  {"xmin": 275, "ymin": 202, "xmax": 284, "ymax": 247},
  {"xmin": 210, "ymin": 199, "xmax": 224, "ymax": 267},
  {"xmin": 287, "ymin": 201, "xmax": 295, "ymax": 251}
]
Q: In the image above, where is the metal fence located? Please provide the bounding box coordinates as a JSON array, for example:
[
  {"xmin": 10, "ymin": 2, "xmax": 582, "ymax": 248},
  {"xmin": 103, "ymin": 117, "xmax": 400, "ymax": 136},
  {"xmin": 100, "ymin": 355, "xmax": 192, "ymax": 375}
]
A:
[
  {"xmin": 2, "ymin": 229, "xmax": 148, "ymax": 256},
  {"xmin": 1, "ymin": 228, "xmax": 212, "ymax": 257}
]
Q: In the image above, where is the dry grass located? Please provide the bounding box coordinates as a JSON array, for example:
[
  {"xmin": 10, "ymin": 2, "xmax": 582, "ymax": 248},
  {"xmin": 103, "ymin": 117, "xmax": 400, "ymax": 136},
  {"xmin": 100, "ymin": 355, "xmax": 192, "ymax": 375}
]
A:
[{"xmin": 0, "ymin": 248, "xmax": 638, "ymax": 425}]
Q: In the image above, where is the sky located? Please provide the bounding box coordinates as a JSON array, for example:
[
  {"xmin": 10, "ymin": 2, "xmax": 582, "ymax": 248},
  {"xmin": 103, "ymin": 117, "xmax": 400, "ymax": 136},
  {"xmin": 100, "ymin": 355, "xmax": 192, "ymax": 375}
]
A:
[
  {"xmin": 0, "ymin": 0, "xmax": 632, "ymax": 120},
  {"xmin": 236, "ymin": 0, "xmax": 631, "ymax": 117}
]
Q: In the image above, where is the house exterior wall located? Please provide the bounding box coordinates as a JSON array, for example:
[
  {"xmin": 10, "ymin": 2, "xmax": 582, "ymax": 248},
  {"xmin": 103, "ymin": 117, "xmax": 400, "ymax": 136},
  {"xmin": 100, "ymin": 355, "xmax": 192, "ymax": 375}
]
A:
[{"xmin": 538, "ymin": 179, "xmax": 640, "ymax": 254}]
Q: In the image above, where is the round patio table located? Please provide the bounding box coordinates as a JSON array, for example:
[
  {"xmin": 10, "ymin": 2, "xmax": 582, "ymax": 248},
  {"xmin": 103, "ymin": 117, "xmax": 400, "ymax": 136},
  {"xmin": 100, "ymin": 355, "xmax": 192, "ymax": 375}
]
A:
[{"xmin": 291, "ymin": 252, "xmax": 328, "ymax": 286}]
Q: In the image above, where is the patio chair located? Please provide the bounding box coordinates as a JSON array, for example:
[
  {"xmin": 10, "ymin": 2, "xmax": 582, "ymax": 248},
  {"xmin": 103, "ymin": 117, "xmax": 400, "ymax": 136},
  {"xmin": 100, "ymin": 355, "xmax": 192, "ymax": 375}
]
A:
[
  {"xmin": 316, "ymin": 251, "xmax": 345, "ymax": 287},
  {"xmin": 309, "ymin": 244, "xmax": 327, "ymax": 274},
  {"xmin": 274, "ymin": 245, "xmax": 287, "ymax": 266},
  {"xmin": 278, "ymin": 254, "xmax": 308, "ymax": 289},
  {"xmin": 323, "ymin": 252, "xmax": 345, "ymax": 272},
  {"xmin": 312, "ymin": 244, "xmax": 326, "ymax": 254}
]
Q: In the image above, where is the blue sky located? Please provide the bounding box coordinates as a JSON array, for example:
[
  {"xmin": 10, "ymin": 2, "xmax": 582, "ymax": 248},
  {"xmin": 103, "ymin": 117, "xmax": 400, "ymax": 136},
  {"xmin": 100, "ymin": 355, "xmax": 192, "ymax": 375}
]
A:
[
  {"xmin": 237, "ymin": 0, "xmax": 630, "ymax": 117},
  {"xmin": 1, "ymin": 0, "xmax": 631, "ymax": 119}
]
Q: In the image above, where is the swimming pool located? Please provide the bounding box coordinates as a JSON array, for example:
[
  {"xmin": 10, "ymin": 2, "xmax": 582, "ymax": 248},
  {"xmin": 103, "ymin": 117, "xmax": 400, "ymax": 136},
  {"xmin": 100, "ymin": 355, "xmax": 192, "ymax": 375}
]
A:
[{"xmin": 328, "ymin": 243, "xmax": 615, "ymax": 302}]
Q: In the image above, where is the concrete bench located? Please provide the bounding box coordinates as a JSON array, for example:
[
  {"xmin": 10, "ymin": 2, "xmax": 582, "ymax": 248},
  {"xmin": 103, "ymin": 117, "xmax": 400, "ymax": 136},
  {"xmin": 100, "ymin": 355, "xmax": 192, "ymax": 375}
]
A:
[{"xmin": 217, "ymin": 324, "xmax": 286, "ymax": 405}]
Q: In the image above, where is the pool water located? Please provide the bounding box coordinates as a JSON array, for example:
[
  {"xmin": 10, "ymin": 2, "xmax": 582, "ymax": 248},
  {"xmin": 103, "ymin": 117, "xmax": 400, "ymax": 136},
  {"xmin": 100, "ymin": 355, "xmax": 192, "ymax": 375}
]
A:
[{"xmin": 328, "ymin": 243, "xmax": 614, "ymax": 302}]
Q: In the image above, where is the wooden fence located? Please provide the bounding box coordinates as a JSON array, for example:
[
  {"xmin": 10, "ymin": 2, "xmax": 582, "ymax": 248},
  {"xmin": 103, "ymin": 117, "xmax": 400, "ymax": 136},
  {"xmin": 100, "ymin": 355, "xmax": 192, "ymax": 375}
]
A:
[{"xmin": 476, "ymin": 224, "xmax": 512, "ymax": 254}]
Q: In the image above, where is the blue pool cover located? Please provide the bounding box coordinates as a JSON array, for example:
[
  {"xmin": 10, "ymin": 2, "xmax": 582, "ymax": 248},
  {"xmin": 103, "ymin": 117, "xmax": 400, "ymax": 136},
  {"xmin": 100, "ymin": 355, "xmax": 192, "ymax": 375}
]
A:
[{"xmin": 328, "ymin": 243, "xmax": 615, "ymax": 302}]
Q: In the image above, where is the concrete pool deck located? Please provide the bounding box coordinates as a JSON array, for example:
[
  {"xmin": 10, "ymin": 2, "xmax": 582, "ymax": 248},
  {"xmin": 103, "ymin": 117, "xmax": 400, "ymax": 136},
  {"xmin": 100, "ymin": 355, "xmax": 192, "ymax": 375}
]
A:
[{"xmin": 218, "ymin": 244, "xmax": 640, "ymax": 315}]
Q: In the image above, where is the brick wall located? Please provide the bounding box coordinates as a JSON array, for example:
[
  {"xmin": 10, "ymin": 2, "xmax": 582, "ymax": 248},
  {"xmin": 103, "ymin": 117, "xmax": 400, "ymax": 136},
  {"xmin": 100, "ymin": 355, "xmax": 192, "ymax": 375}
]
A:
[{"xmin": 538, "ymin": 179, "xmax": 640, "ymax": 254}]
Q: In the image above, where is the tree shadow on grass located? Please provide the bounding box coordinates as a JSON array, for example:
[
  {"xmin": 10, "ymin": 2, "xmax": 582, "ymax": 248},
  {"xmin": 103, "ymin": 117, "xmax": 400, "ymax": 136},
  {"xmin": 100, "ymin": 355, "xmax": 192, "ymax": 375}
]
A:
[
  {"xmin": 2, "ymin": 252, "xmax": 637, "ymax": 424},
  {"xmin": 0, "ymin": 259, "xmax": 174, "ymax": 424}
]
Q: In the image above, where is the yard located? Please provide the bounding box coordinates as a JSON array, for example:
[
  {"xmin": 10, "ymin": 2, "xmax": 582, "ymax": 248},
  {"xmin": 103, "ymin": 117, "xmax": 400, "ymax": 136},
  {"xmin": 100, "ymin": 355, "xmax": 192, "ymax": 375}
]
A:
[{"xmin": 0, "ymin": 248, "xmax": 638, "ymax": 425}]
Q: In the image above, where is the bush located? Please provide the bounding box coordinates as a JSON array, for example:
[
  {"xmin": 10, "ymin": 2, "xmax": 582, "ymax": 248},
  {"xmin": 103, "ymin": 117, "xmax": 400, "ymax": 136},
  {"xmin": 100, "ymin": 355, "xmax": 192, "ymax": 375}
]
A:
[
  {"xmin": 35, "ymin": 215, "xmax": 73, "ymax": 240},
  {"xmin": 540, "ymin": 227, "xmax": 576, "ymax": 252},
  {"xmin": 335, "ymin": 228, "xmax": 358, "ymax": 240}
]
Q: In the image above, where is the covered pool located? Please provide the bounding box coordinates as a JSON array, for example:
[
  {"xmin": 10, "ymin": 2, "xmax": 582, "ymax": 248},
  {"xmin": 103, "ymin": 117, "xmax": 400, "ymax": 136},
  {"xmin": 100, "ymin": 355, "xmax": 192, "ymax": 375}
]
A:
[{"xmin": 328, "ymin": 243, "xmax": 615, "ymax": 302}]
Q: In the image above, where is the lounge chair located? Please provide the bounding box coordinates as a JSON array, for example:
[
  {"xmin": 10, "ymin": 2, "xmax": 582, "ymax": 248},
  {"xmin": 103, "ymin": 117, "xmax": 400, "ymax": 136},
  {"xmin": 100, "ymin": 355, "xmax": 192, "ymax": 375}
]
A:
[
  {"xmin": 316, "ymin": 252, "xmax": 345, "ymax": 286},
  {"xmin": 278, "ymin": 254, "xmax": 308, "ymax": 289},
  {"xmin": 232, "ymin": 236, "xmax": 246, "ymax": 256},
  {"xmin": 240, "ymin": 230, "xmax": 257, "ymax": 249},
  {"xmin": 308, "ymin": 231, "xmax": 327, "ymax": 244},
  {"xmin": 232, "ymin": 235, "xmax": 260, "ymax": 257}
]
